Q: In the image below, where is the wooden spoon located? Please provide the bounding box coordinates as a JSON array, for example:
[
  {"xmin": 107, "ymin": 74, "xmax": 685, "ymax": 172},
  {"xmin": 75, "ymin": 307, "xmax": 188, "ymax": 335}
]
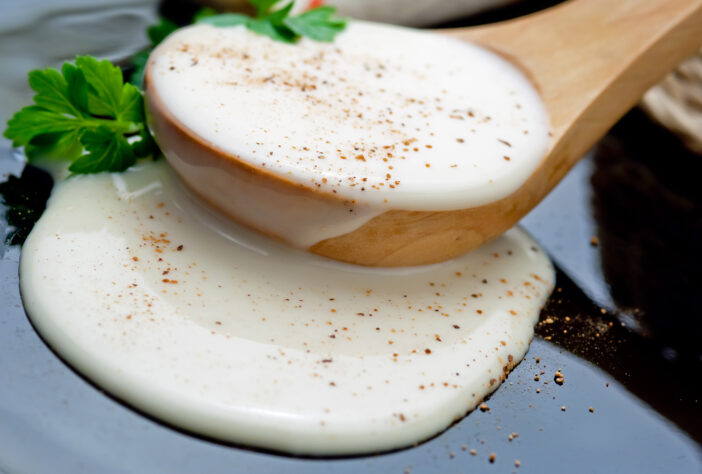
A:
[
  {"xmin": 146, "ymin": 0, "xmax": 702, "ymax": 266},
  {"xmin": 311, "ymin": 0, "xmax": 702, "ymax": 265}
]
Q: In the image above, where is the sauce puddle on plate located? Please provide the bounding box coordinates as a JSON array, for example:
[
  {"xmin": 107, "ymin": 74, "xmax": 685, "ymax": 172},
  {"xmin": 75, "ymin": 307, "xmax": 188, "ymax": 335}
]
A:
[{"xmin": 19, "ymin": 161, "xmax": 554, "ymax": 455}]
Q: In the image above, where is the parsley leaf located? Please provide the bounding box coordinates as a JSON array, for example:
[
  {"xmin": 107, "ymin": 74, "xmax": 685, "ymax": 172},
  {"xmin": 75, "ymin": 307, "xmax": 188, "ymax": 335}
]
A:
[
  {"xmin": 197, "ymin": 13, "xmax": 250, "ymax": 28},
  {"xmin": 246, "ymin": 17, "xmax": 297, "ymax": 43},
  {"xmin": 128, "ymin": 18, "xmax": 179, "ymax": 87},
  {"xmin": 69, "ymin": 127, "xmax": 136, "ymax": 174},
  {"xmin": 283, "ymin": 6, "xmax": 346, "ymax": 42},
  {"xmin": 29, "ymin": 64, "xmax": 87, "ymax": 117},
  {"xmin": 148, "ymin": 18, "xmax": 179, "ymax": 45},
  {"xmin": 128, "ymin": 49, "xmax": 151, "ymax": 88},
  {"xmin": 77, "ymin": 56, "xmax": 142, "ymax": 122},
  {"xmin": 4, "ymin": 56, "xmax": 156, "ymax": 174},
  {"xmin": 192, "ymin": 7, "xmax": 218, "ymax": 23},
  {"xmin": 250, "ymin": 0, "xmax": 281, "ymax": 17},
  {"xmin": 197, "ymin": 1, "xmax": 347, "ymax": 44}
]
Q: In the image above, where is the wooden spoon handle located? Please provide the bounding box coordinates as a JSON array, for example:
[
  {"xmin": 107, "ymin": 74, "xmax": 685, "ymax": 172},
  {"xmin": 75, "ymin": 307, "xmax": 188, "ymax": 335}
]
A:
[
  {"xmin": 310, "ymin": 1, "xmax": 702, "ymax": 268},
  {"xmin": 313, "ymin": 1, "xmax": 702, "ymax": 267},
  {"xmin": 447, "ymin": 0, "xmax": 702, "ymax": 179}
]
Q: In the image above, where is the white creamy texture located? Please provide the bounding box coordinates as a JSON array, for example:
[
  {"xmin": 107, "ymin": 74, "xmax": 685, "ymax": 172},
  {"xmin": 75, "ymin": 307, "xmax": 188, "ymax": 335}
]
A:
[
  {"xmin": 149, "ymin": 22, "xmax": 550, "ymax": 211},
  {"xmin": 162, "ymin": 143, "xmax": 386, "ymax": 248},
  {"xmin": 21, "ymin": 162, "xmax": 554, "ymax": 455}
]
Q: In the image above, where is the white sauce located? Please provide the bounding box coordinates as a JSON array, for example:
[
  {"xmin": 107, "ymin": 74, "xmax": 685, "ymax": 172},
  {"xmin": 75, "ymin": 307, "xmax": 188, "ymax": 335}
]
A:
[
  {"xmin": 150, "ymin": 22, "xmax": 549, "ymax": 210},
  {"xmin": 148, "ymin": 22, "xmax": 549, "ymax": 245},
  {"xmin": 157, "ymin": 145, "xmax": 387, "ymax": 248},
  {"xmin": 20, "ymin": 162, "xmax": 554, "ymax": 455}
]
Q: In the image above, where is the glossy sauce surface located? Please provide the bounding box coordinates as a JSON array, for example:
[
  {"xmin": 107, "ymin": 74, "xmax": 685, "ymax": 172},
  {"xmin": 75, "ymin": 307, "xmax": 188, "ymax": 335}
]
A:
[
  {"xmin": 148, "ymin": 22, "xmax": 549, "ymax": 246},
  {"xmin": 20, "ymin": 162, "xmax": 554, "ymax": 455}
]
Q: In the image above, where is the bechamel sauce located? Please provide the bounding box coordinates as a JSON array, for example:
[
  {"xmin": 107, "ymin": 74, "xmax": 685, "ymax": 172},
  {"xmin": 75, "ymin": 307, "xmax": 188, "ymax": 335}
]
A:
[
  {"xmin": 20, "ymin": 161, "xmax": 554, "ymax": 455},
  {"xmin": 148, "ymin": 22, "xmax": 550, "ymax": 247}
]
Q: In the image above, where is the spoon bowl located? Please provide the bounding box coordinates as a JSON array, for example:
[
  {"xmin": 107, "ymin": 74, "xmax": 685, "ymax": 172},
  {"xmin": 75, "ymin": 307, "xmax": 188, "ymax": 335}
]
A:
[{"xmin": 146, "ymin": 0, "xmax": 702, "ymax": 266}]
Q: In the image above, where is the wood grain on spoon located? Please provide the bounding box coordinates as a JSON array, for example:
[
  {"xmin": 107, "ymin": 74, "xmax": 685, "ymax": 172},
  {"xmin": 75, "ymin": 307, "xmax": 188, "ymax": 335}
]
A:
[
  {"xmin": 146, "ymin": 0, "xmax": 702, "ymax": 266},
  {"xmin": 311, "ymin": 0, "xmax": 702, "ymax": 266}
]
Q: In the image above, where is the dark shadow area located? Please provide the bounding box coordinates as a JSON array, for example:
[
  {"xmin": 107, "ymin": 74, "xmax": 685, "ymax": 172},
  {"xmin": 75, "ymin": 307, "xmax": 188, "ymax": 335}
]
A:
[
  {"xmin": 158, "ymin": 0, "xmax": 212, "ymax": 25},
  {"xmin": 538, "ymin": 268, "xmax": 702, "ymax": 444},
  {"xmin": 434, "ymin": 0, "xmax": 565, "ymax": 28},
  {"xmin": 158, "ymin": 0, "xmax": 567, "ymax": 29},
  {"xmin": 0, "ymin": 164, "xmax": 53, "ymax": 245},
  {"xmin": 591, "ymin": 109, "xmax": 702, "ymax": 363}
]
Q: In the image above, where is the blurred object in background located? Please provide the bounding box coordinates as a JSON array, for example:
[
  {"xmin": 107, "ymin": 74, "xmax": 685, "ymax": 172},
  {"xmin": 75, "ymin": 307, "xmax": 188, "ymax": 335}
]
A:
[
  {"xmin": 297, "ymin": 0, "xmax": 519, "ymax": 26},
  {"xmin": 593, "ymin": 48, "xmax": 702, "ymax": 362},
  {"xmin": 195, "ymin": 0, "xmax": 253, "ymax": 14},
  {"xmin": 592, "ymin": 109, "xmax": 702, "ymax": 362},
  {"xmin": 0, "ymin": 0, "xmax": 158, "ymax": 129},
  {"xmin": 198, "ymin": 0, "xmax": 521, "ymax": 26},
  {"xmin": 641, "ymin": 48, "xmax": 702, "ymax": 155}
]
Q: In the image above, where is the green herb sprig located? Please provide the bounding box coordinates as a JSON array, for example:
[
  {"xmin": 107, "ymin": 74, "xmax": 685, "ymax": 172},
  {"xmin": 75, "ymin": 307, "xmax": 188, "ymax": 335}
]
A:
[
  {"xmin": 3, "ymin": 1, "xmax": 348, "ymax": 176},
  {"xmin": 197, "ymin": 0, "xmax": 347, "ymax": 43},
  {"xmin": 3, "ymin": 57, "xmax": 157, "ymax": 174}
]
